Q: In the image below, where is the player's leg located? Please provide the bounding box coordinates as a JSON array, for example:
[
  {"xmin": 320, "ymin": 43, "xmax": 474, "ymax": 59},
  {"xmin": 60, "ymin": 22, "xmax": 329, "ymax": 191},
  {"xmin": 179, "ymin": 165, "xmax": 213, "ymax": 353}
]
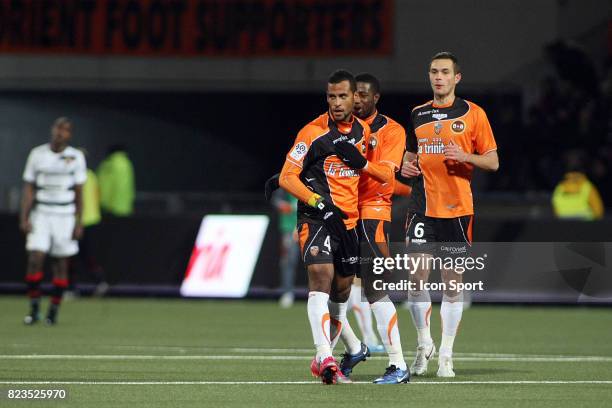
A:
[
  {"xmin": 328, "ymin": 271, "xmax": 356, "ymax": 353},
  {"xmin": 299, "ymin": 222, "xmax": 344, "ymax": 384},
  {"xmin": 46, "ymin": 214, "xmax": 79, "ymax": 325},
  {"xmin": 24, "ymin": 210, "xmax": 51, "ymax": 325},
  {"xmin": 346, "ymin": 278, "xmax": 381, "ymax": 350},
  {"xmin": 47, "ymin": 257, "xmax": 69, "ymax": 325},
  {"xmin": 405, "ymin": 213, "xmax": 436, "ymax": 375},
  {"xmin": 307, "ymin": 263, "xmax": 335, "ymax": 364},
  {"xmin": 436, "ymin": 215, "xmax": 473, "ymax": 377},
  {"xmin": 360, "ymin": 220, "xmax": 409, "ymax": 383},
  {"xmin": 24, "ymin": 251, "xmax": 46, "ymax": 324},
  {"xmin": 437, "ymin": 267, "xmax": 463, "ymax": 377}
]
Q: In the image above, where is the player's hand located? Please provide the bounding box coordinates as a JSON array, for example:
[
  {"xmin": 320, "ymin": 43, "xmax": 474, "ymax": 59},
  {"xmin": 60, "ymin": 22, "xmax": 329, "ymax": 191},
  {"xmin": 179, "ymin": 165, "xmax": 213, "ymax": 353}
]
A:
[
  {"xmin": 335, "ymin": 141, "xmax": 367, "ymax": 169},
  {"xmin": 311, "ymin": 195, "xmax": 348, "ymax": 237},
  {"xmin": 264, "ymin": 173, "xmax": 280, "ymax": 201},
  {"xmin": 401, "ymin": 151, "xmax": 421, "ymax": 177},
  {"xmin": 73, "ymin": 223, "xmax": 84, "ymax": 240},
  {"xmin": 19, "ymin": 218, "xmax": 32, "ymax": 234},
  {"xmin": 444, "ymin": 140, "xmax": 469, "ymax": 163}
]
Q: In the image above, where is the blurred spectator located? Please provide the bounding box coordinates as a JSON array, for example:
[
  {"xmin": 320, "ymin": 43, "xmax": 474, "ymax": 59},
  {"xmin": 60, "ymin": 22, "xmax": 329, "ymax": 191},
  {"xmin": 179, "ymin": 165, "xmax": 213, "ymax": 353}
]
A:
[
  {"xmin": 272, "ymin": 189, "xmax": 299, "ymax": 308},
  {"xmin": 552, "ymin": 150, "xmax": 604, "ymax": 220},
  {"xmin": 524, "ymin": 39, "xmax": 609, "ymax": 201},
  {"xmin": 69, "ymin": 148, "xmax": 108, "ymax": 297},
  {"xmin": 98, "ymin": 145, "xmax": 135, "ymax": 217}
]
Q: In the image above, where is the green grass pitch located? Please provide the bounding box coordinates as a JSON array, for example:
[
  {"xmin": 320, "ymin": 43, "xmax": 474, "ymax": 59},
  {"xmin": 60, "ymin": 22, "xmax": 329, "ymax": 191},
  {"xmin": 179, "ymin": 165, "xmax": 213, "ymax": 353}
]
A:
[{"xmin": 0, "ymin": 296, "xmax": 611, "ymax": 407}]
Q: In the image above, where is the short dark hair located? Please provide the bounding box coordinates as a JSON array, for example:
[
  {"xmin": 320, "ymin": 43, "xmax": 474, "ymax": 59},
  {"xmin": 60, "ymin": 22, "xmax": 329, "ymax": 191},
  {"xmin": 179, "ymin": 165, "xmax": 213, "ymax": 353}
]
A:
[
  {"xmin": 355, "ymin": 73, "xmax": 381, "ymax": 94},
  {"xmin": 53, "ymin": 116, "xmax": 72, "ymax": 127},
  {"xmin": 328, "ymin": 69, "xmax": 356, "ymax": 92},
  {"xmin": 430, "ymin": 51, "xmax": 461, "ymax": 74}
]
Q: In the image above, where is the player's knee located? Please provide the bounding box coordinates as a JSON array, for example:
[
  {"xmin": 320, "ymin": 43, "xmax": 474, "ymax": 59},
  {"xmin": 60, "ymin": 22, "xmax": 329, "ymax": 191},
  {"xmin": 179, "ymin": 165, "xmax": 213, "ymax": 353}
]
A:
[
  {"xmin": 307, "ymin": 264, "xmax": 333, "ymax": 293},
  {"xmin": 27, "ymin": 252, "xmax": 44, "ymax": 272},
  {"xmin": 330, "ymin": 287, "xmax": 350, "ymax": 303}
]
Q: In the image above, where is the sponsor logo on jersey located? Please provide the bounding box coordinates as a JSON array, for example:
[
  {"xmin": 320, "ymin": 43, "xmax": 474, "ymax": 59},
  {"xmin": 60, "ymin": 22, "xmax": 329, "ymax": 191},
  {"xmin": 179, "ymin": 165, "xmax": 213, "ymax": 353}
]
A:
[
  {"xmin": 332, "ymin": 134, "xmax": 356, "ymax": 144},
  {"xmin": 310, "ymin": 246, "xmax": 319, "ymax": 256},
  {"xmin": 290, "ymin": 142, "xmax": 308, "ymax": 161},
  {"xmin": 451, "ymin": 120, "xmax": 465, "ymax": 133},
  {"xmin": 410, "ymin": 238, "xmax": 427, "ymax": 244},
  {"xmin": 432, "ymin": 113, "xmax": 448, "ymax": 120},
  {"xmin": 326, "ymin": 162, "xmax": 360, "ymax": 177},
  {"xmin": 418, "ymin": 140, "xmax": 445, "ymax": 155},
  {"xmin": 440, "ymin": 245, "xmax": 467, "ymax": 254}
]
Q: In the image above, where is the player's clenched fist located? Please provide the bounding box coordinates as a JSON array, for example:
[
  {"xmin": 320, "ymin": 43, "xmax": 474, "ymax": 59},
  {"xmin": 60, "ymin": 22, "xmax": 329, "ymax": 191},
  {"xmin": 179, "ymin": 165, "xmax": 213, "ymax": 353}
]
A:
[
  {"xmin": 443, "ymin": 140, "xmax": 469, "ymax": 163},
  {"xmin": 400, "ymin": 151, "xmax": 421, "ymax": 177}
]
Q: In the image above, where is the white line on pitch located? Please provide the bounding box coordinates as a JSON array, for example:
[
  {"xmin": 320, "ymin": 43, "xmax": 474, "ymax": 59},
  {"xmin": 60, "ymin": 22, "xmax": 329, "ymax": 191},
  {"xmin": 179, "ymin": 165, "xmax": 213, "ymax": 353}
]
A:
[
  {"xmin": 7, "ymin": 343, "xmax": 612, "ymax": 361},
  {"xmin": 0, "ymin": 380, "xmax": 611, "ymax": 385},
  {"xmin": 1, "ymin": 354, "xmax": 612, "ymax": 362}
]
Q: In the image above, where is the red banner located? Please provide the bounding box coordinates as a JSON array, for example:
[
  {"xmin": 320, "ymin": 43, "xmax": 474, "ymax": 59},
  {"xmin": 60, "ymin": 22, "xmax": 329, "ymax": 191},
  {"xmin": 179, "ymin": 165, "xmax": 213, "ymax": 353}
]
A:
[{"xmin": 0, "ymin": 0, "xmax": 393, "ymax": 56}]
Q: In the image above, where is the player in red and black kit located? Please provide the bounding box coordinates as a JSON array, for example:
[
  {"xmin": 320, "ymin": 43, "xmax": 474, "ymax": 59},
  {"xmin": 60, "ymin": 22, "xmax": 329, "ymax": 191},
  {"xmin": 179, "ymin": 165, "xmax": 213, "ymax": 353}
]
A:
[{"xmin": 401, "ymin": 52, "xmax": 499, "ymax": 377}]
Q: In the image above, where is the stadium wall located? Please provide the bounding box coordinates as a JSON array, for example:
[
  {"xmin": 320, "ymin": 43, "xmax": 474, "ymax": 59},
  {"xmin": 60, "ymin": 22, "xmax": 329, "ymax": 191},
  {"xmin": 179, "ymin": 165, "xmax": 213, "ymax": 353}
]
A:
[
  {"xmin": 0, "ymin": 0, "xmax": 605, "ymax": 92},
  {"xmin": 1, "ymin": 211, "xmax": 610, "ymax": 303}
]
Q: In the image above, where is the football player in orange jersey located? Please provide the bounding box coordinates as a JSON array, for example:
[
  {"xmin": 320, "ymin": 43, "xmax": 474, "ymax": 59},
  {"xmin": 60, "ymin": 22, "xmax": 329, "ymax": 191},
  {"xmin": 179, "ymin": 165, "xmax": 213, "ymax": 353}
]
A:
[
  {"xmin": 278, "ymin": 70, "xmax": 371, "ymax": 384},
  {"xmin": 334, "ymin": 73, "xmax": 410, "ymax": 384},
  {"xmin": 401, "ymin": 52, "xmax": 499, "ymax": 377}
]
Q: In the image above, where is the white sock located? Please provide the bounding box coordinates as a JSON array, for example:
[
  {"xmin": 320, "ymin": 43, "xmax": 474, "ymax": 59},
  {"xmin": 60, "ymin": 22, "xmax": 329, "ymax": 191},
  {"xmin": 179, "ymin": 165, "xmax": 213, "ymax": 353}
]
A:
[
  {"xmin": 440, "ymin": 294, "xmax": 463, "ymax": 357},
  {"xmin": 349, "ymin": 285, "xmax": 378, "ymax": 345},
  {"xmin": 407, "ymin": 290, "xmax": 433, "ymax": 346},
  {"xmin": 308, "ymin": 291, "xmax": 332, "ymax": 361},
  {"xmin": 328, "ymin": 301, "xmax": 345, "ymax": 351},
  {"xmin": 371, "ymin": 297, "xmax": 407, "ymax": 371}
]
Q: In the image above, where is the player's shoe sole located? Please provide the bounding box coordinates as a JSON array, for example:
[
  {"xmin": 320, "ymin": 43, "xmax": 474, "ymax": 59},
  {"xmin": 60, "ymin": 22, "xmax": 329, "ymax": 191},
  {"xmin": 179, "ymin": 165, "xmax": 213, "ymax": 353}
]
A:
[{"xmin": 410, "ymin": 342, "xmax": 436, "ymax": 376}]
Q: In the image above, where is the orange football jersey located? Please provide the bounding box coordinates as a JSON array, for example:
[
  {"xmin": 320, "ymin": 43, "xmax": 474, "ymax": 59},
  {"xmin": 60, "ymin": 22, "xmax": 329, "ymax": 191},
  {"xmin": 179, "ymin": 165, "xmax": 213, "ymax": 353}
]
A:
[
  {"xmin": 358, "ymin": 112, "xmax": 406, "ymax": 221},
  {"xmin": 406, "ymin": 98, "xmax": 497, "ymax": 218}
]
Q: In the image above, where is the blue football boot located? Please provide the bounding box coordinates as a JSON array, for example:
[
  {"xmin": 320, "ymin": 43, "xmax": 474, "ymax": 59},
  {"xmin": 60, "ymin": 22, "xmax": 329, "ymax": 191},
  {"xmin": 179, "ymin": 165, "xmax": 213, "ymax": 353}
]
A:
[
  {"xmin": 339, "ymin": 343, "xmax": 370, "ymax": 377},
  {"xmin": 373, "ymin": 365, "xmax": 410, "ymax": 384}
]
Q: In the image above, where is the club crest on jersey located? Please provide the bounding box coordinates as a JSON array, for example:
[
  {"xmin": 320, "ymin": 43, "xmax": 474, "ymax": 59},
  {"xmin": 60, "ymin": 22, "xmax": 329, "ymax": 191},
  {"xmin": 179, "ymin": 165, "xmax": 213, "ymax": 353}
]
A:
[
  {"xmin": 369, "ymin": 136, "xmax": 378, "ymax": 150},
  {"xmin": 451, "ymin": 120, "xmax": 465, "ymax": 134},
  {"xmin": 434, "ymin": 121, "xmax": 443, "ymax": 135},
  {"xmin": 310, "ymin": 246, "xmax": 319, "ymax": 257}
]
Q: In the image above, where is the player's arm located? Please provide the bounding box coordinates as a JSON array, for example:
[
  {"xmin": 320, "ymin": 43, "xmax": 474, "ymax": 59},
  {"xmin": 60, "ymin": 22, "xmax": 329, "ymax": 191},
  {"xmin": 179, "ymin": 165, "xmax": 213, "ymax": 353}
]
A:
[
  {"xmin": 367, "ymin": 123, "xmax": 408, "ymax": 184},
  {"xmin": 279, "ymin": 161, "xmax": 318, "ymax": 206},
  {"xmin": 445, "ymin": 105, "xmax": 499, "ymax": 171},
  {"xmin": 73, "ymin": 184, "xmax": 84, "ymax": 239},
  {"xmin": 334, "ymin": 126, "xmax": 395, "ymax": 183},
  {"xmin": 445, "ymin": 145, "xmax": 499, "ymax": 171},
  {"xmin": 72, "ymin": 153, "xmax": 88, "ymax": 239},
  {"xmin": 20, "ymin": 150, "xmax": 36, "ymax": 234},
  {"xmin": 278, "ymin": 128, "xmax": 323, "ymax": 207},
  {"xmin": 400, "ymin": 119, "xmax": 421, "ymax": 178},
  {"xmin": 19, "ymin": 182, "xmax": 35, "ymax": 234},
  {"xmin": 393, "ymin": 180, "xmax": 412, "ymax": 196}
]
